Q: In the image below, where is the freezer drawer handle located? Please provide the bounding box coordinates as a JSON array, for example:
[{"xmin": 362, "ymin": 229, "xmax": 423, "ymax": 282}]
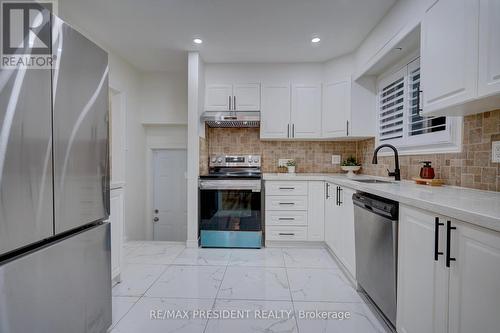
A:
[
  {"xmin": 434, "ymin": 217, "xmax": 444, "ymax": 261},
  {"xmin": 279, "ymin": 187, "xmax": 295, "ymax": 190},
  {"xmin": 279, "ymin": 202, "xmax": 295, "ymax": 205},
  {"xmin": 278, "ymin": 217, "xmax": 295, "ymax": 221},
  {"xmin": 446, "ymin": 220, "xmax": 457, "ymax": 267},
  {"xmin": 279, "ymin": 233, "xmax": 295, "ymax": 236}
]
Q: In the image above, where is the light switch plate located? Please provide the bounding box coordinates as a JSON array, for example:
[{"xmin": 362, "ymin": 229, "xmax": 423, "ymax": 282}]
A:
[
  {"xmin": 331, "ymin": 155, "xmax": 341, "ymax": 165},
  {"xmin": 492, "ymin": 141, "xmax": 500, "ymax": 163},
  {"xmin": 278, "ymin": 158, "xmax": 293, "ymax": 167}
]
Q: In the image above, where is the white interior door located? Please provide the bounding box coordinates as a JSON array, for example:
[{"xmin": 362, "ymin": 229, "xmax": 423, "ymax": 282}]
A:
[{"xmin": 153, "ymin": 149, "xmax": 187, "ymax": 241}]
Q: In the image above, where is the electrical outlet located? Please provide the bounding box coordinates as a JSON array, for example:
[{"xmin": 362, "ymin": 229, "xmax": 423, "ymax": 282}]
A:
[
  {"xmin": 331, "ymin": 155, "xmax": 341, "ymax": 165},
  {"xmin": 492, "ymin": 141, "xmax": 500, "ymax": 163},
  {"xmin": 278, "ymin": 159, "xmax": 293, "ymax": 167}
]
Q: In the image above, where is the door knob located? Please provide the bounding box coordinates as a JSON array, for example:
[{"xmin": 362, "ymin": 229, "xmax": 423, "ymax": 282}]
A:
[{"xmin": 153, "ymin": 217, "xmax": 159, "ymax": 222}]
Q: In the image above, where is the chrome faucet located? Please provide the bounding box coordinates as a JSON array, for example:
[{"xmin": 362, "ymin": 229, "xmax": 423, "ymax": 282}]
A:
[{"xmin": 372, "ymin": 144, "xmax": 401, "ymax": 181}]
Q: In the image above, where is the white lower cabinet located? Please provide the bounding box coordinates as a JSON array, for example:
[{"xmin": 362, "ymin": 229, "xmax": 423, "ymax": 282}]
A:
[
  {"xmin": 264, "ymin": 180, "xmax": 324, "ymax": 243},
  {"xmin": 397, "ymin": 205, "xmax": 500, "ymax": 333},
  {"xmin": 108, "ymin": 187, "xmax": 124, "ymax": 283},
  {"xmin": 324, "ymin": 182, "xmax": 356, "ymax": 278}
]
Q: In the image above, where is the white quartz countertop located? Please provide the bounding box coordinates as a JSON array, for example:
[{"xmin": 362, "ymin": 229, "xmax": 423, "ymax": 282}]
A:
[{"xmin": 263, "ymin": 173, "xmax": 500, "ymax": 233}]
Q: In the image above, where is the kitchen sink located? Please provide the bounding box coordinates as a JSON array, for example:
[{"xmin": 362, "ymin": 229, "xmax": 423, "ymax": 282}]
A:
[{"xmin": 353, "ymin": 179, "xmax": 393, "ymax": 184}]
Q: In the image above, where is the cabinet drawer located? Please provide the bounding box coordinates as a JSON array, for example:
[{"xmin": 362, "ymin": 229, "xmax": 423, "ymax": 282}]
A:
[
  {"xmin": 266, "ymin": 226, "xmax": 307, "ymax": 241},
  {"xmin": 265, "ymin": 181, "xmax": 308, "ymax": 196},
  {"xmin": 266, "ymin": 211, "xmax": 308, "ymax": 226},
  {"xmin": 265, "ymin": 195, "xmax": 308, "ymax": 211}
]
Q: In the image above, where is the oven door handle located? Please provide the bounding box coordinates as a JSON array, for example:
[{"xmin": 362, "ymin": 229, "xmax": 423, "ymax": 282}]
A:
[{"xmin": 199, "ymin": 180, "xmax": 261, "ymax": 192}]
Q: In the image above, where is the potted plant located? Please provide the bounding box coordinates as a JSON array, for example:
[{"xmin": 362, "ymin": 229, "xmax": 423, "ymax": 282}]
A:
[
  {"xmin": 286, "ymin": 160, "xmax": 296, "ymax": 173},
  {"xmin": 341, "ymin": 156, "xmax": 361, "ymax": 177}
]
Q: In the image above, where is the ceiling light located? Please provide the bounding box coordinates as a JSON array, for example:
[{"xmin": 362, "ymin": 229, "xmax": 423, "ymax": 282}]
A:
[
  {"xmin": 193, "ymin": 38, "xmax": 203, "ymax": 44},
  {"xmin": 311, "ymin": 37, "xmax": 321, "ymax": 43}
]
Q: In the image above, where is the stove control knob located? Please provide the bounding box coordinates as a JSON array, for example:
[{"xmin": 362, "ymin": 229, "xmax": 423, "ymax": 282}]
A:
[
  {"xmin": 217, "ymin": 158, "xmax": 223, "ymax": 163},
  {"xmin": 211, "ymin": 157, "xmax": 217, "ymax": 163},
  {"xmin": 253, "ymin": 158, "xmax": 259, "ymax": 163}
]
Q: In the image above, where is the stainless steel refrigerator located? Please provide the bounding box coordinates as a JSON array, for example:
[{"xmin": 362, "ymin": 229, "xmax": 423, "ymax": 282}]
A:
[{"xmin": 0, "ymin": 14, "xmax": 111, "ymax": 333}]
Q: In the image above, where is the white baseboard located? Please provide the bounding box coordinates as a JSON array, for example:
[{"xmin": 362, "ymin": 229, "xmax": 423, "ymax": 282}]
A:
[{"xmin": 185, "ymin": 239, "xmax": 199, "ymax": 248}]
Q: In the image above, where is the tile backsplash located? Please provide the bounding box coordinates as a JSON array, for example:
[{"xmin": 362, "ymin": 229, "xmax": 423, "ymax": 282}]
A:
[
  {"xmin": 202, "ymin": 127, "xmax": 357, "ymax": 173},
  {"xmin": 199, "ymin": 109, "xmax": 500, "ymax": 191},
  {"xmin": 357, "ymin": 110, "xmax": 500, "ymax": 192}
]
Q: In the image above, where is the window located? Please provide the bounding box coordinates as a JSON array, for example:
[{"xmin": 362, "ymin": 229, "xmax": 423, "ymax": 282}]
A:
[{"xmin": 377, "ymin": 57, "xmax": 461, "ymax": 154}]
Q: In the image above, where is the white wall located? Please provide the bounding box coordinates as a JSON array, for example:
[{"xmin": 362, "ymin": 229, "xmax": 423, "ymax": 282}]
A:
[
  {"xmin": 354, "ymin": 0, "xmax": 434, "ymax": 74},
  {"xmin": 322, "ymin": 54, "xmax": 355, "ymax": 82},
  {"xmin": 58, "ymin": 7, "xmax": 148, "ymax": 241},
  {"xmin": 205, "ymin": 63, "xmax": 323, "ymax": 84},
  {"xmin": 140, "ymin": 72, "xmax": 188, "ymax": 124},
  {"xmin": 186, "ymin": 52, "xmax": 204, "ymax": 247}
]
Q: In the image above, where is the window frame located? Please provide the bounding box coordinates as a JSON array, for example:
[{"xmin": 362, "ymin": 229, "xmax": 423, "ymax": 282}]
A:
[{"xmin": 375, "ymin": 55, "xmax": 462, "ymax": 155}]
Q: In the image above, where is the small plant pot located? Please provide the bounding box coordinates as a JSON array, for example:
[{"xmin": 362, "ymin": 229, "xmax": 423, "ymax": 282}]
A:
[
  {"xmin": 341, "ymin": 165, "xmax": 361, "ymax": 177},
  {"xmin": 287, "ymin": 166, "xmax": 296, "ymax": 173}
]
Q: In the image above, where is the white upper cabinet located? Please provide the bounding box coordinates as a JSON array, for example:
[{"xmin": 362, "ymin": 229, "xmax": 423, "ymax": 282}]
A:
[
  {"xmin": 233, "ymin": 83, "xmax": 261, "ymax": 111},
  {"xmin": 205, "ymin": 83, "xmax": 260, "ymax": 111},
  {"xmin": 421, "ymin": 0, "xmax": 479, "ymax": 115},
  {"xmin": 205, "ymin": 84, "xmax": 233, "ymax": 111},
  {"xmin": 322, "ymin": 81, "xmax": 350, "ymax": 138},
  {"xmin": 260, "ymin": 83, "xmax": 291, "ymax": 139},
  {"xmin": 421, "ymin": 0, "xmax": 500, "ymax": 116},
  {"xmin": 322, "ymin": 77, "xmax": 376, "ymax": 139},
  {"xmin": 478, "ymin": 0, "xmax": 500, "ymax": 97},
  {"xmin": 291, "ymin": 84, "xmax": 322, "ymax": 138}
]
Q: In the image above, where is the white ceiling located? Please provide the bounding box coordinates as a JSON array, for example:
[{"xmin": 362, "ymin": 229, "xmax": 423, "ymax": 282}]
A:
[{"xmin": 59, "ymin": 0, "xmax": 396, "ymax": 72}]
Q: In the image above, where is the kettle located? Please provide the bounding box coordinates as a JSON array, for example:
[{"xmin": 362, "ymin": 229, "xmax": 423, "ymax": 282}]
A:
[{"xmin": 419, "ymin": 161, "xmax": 435, "ymax": 179}]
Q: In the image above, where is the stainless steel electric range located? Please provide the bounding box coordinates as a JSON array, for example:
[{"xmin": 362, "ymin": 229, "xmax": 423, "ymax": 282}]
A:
[{"xmin": 199, "ymin": 154, "xmax": 262, "ymax": 248}]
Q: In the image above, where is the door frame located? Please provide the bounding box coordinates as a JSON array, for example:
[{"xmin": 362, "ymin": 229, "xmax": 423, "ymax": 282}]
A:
[{"xmin": 145, "ymin": 131, "xmax": 187, "ymax": 241}]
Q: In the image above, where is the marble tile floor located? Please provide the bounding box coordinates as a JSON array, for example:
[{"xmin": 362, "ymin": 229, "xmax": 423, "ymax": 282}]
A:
[{"xmin": 110, "ymin": 241, "xmax": 391, "ymax": 333}]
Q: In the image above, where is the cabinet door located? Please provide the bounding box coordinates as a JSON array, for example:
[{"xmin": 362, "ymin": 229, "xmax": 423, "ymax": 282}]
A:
[
  {"xmin": 307, "ymin": 181, "xmax": 325, "ymax": 241},
  {"xmin": 234, "ymin": 83, "xmax": 260, "ymax": 111},
  {"xmin": 291, "ymin": 84, "xmax": 322, "ymax": 138},
  {"xmin": 324, "ymin": 183, "xmax": 337, "ymax": 251},
  {"xmin": 260, "ymin": 83, "xmax": 291, "ymax": 139},
  {"xmin": 205, "ymin": 84, "xmax": 232, "ymax": 111},
  {"xmin": 478, "ymin": 0, "xmax": 500, "ymax": 97},
  {"xmin": 322, "ymin": 81, "xmax": 350, "ymax": 138},
  {"xmin": 448, "ymin": 222, "xmax": 500, "ymax": 333},
  {"xmin": 421, "ymin": 0, "xmax": 479, "ymax": 114},
  {"xmin": 396, "ymin": 206, "xmax": 448, "ymax": 333},
  {"xmin": 339, "ymin": 187, "xmax": 356, "ymax": 277}
]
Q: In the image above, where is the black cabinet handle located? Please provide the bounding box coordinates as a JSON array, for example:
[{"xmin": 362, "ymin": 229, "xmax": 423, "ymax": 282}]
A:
[
  {"xmin": 287, "ymin": 124, "xmax": 290, "ymax": 138},
  {"xmin": 292, "ymin": 124, "xmax": 295, "ymax": 138},
  {"xmin": 326, "ymin": 183, "xmax": 330, "ymax": 199},
  {"xmin": 278, "ymin": 217, "xmax": 295, "ymax": 221},
  {"xmin": 336, "ymin": 186, "xmax": 340, "ymax": 206},
  {"xmin": 434, "ymin": 217, "xmax": 444, "ymax": 261},
  {"xmin": 279, "ymin": 187, "xmax": 295, "ymax": 190},
  {"xmin": 338, "ymin": 187, "xmax": 343, "ymax": 205},
  {"xmin": 279, "ymin": 233, "xmax": 295, "ymax": 236},
  {"xmin": 279, "ymin": 202, "xmax": 295, "ymax": 205},
  {"xmin": 446, "ymin": 220, "xmax": 457, "ymax": 267},
  {"xmin": 229, "ymin": 96, "xmax": 231, "ymax": 110}
]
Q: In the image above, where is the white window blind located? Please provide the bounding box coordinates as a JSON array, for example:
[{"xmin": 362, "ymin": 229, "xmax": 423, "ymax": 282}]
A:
[
  {"xmin": 407, "ymin": 60, "xmax": 446, "ymax": 137},
  {"xmin": 378, "ymin": 69, "xmax": 405, "ymax": 142},
  {"xmin": 377, "ymin": 57, "xmax": 453, "ymax": 152}
]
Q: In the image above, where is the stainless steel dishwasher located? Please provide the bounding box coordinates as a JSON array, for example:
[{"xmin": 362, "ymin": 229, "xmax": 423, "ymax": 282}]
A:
[{"xmin": 353, "ymin": 192, "xmax": 399, "ymax": 328}]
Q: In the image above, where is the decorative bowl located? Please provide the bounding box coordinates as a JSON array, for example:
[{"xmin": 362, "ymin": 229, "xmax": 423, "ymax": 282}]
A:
[{"xmin": 341, "ymin": 165, "xmax": 361, "ymax": 177}]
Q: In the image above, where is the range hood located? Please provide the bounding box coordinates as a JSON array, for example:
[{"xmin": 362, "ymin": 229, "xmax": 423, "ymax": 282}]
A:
[{"xmin": 201, "ymin": 111, "xmax": 260, "ymax": 128}]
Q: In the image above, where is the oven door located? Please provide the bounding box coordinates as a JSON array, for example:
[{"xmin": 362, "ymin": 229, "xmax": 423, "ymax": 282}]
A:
[{"xmin": 199, "ymin": 180, "xmax": 261, "ymax": 231}]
